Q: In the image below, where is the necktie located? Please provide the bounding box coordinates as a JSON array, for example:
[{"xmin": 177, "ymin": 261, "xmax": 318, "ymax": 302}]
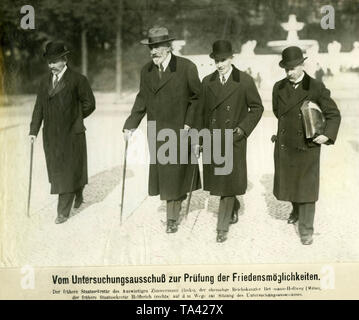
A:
[
  {"xmin": 53, "ymin": 75, "xmax": 59, "ymax": 88},
  {"xmin": 159, "ymin": 64, "xmax": 164, "ymax": 79},
  {"xmin": 291, "ymin": 80, "xmax": 301, "ymax": 89},
  {"xmin": 221, "ymin": 75, "xmax": 226, "ymax": 85}
]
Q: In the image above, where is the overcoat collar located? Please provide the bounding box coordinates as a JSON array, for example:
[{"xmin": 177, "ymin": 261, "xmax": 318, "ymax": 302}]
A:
[
  {"xmin": 277, "ymin": 72, "xmax": 311, "ymax": 116},
  {"xmin": 278, "ymin": 71, "xmax": 310, "ymax": 90},
  {"xmin": 208, "ymin": 65, "xmax": 240, "ymax": 110},
  {"xmin": 48, "ymin": 68, "xmax": 70, "ymax": 97},
  {"xmin": 147, "ymin": 54, "xmax": 177, "ymax": 93}
]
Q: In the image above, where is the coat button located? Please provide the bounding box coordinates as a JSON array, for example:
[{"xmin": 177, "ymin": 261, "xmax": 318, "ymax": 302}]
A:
[
  {"xmin": 297, "ymin": 130, "xmax": 303, "ymax": 136},
  {"xmin": 281, "ymin": 144, "xmax": 286, "ymax": 149},
  {"xmin": 212, "ymin": 118, "xmax": 216, "ymax": 124},
  {"xmin": 281, "ymin": 129, "xmax": 285, "ymax": 134},
  {"xmin": 226, "ymin": 105, "xmax": 231, "ymax": 111},
  {"xmin": 298, "ymin": 113, "xmax": 302, "ymax": 119},
  {"xmin": 281, "ymin": 115, "xmax": 285, "ymax": 119}
]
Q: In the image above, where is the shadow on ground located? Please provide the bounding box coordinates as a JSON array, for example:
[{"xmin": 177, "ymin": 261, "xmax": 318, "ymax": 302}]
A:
[
  {"xmin": 348, "ymin": 140, "xmax": 359, "ymax": 153},
  {"xmin": 156, "ymin": 181, "xmax": 253, "ymax": 224},
  {"xmin": 71, "ymin": 165, "xmax": 134, "ymax": 216},
  {"xmin": 260, "ymin": 173, "xmax": 291, "ymax": 221}
]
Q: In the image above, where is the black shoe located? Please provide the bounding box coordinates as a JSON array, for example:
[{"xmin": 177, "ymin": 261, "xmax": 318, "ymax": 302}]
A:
[
  {"xmin": 74, "ymin": 196, "xmax": 83, "ymax": 209},
  {"xmin": 287, "ymin": 213, "xmax": 298, "ymax": 224},
  {"xmin": 216, "ymin": 231, "xmax": 228, "ymax": 243},
  {"xmin": 55, "ymin": 215, "xmax": 68, "ymax": 224},
  {"xmin": 166, "ymin": 220, "xmax": 178, "ymax": 233},
  {"xmin": 301, "ymin": 236, "xmax": 313, "ymax": 245},
  {"xmin": 230, "ymin": 199, "xmax": 240, "ymax": 224}
]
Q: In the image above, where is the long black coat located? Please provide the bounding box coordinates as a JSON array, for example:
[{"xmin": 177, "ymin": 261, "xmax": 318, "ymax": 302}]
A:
[
  {"xmin": 272, "ymin": 72, "xmax": 341, "ymax": 202},
  {"xmin": 123, "ymin": 55, "xmax": 201, "ymax": 200},
  {"xmin": 200, "ymin": 67, "xmax": 264, "ymax": 196},
  {"xmin": 30, "ymin": 68, "xmax": 95, "ymax": 194}
]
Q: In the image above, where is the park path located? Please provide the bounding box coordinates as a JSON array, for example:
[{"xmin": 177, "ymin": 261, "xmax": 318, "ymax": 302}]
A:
[{"xmin": 1, "ymin": 91, "xmax": 358, "ymax": 268}]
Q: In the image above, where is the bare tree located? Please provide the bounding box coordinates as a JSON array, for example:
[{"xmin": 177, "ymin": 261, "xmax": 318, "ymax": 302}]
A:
[{"xmin": 116, "ymin": 0, "xmax": 124, "ymax": 96}]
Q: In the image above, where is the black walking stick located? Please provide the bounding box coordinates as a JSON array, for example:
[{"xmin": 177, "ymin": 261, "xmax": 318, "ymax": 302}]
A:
[
  {"xmin": 120, "ymin": 139, "xmax": 128, "ymax": 225},
  {"xmin": 184, "ymin": 145, "xmax": 201, "ymax": 220},
  {"xmin": 26, "ymin": 138, "xmax": 34, "ymax": 217}
]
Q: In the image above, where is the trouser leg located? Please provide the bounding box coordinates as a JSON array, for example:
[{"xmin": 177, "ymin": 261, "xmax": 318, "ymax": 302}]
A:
[
  {"xmin": 166, "ymin": 194, "xmax": 187, "ymax": 222},
  {"xmin": 217, "ymin": 196, "xmax": 235, "ymax": 232},
  {"xmin": 75, "ymin": 186, "xmax": 84, "ymax": 199},
  {"xmin": 298, "ymin": 202, "xmax": 315, "ymax": 239},
  {"xmin": 74, "ymin": 186, "xmax": 84, "ymax": 208},
  {"xmin": 291, "ymin": 202, "xmax": 299, "ymax": 219},
  {"xmin": 57, "ymin": 192, "xmax": 76, "ymax": 218},
  {"xmin": 234, "ymin": 197, "xmax": 240, "ymax": 212}
]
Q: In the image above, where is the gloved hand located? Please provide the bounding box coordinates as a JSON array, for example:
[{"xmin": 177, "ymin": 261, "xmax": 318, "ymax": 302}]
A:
[
  {"xmin": 233, "ymin": 127, "xmax": 245, "ymax": 142},
  {"xmin": 313, "ymin": 134, "xmax": 329, "ymax": 144},
  {"xmin": 192, "ymin": 144, "xmax": 202, "ymax": 159}
]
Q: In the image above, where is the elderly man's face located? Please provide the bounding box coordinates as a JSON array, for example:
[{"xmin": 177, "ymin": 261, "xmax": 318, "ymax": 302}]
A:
[
  {"xmin": 215, "ymin": 56, "xmax": 233, "ymax": 75},
  {"xmin": 149, "ymin": 42, "xmax": 171, "ymax": 66},
  {"xmin": 48, "ymin": 57, "xmax": 67, "ymax": 75},
  {"xmin": 285, "ymin": 63, "xmax": 304, "ymax": 82}
]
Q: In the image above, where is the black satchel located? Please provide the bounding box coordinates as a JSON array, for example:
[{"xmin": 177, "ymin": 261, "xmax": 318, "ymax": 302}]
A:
[{"xmin": 300, "ymin": 100, "xmax": 326, "ymax": 139}]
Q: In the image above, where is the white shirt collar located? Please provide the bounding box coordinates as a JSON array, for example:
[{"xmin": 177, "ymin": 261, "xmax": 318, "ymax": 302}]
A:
[
  {"xmin": 161, "ymin": 53, "xmax": 172, "ymax": 71},
  {"xmin": 53, "ymin": 65, "xmax": 67, "ymax": 81},
  {"xmin": 219, "ymin": 66, "xmax": 233, "ymax": 83}
]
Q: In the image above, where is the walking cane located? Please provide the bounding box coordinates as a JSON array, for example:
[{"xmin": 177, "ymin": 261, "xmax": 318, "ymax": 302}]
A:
[
  {"xmin": 120, "ymin": 139, "xmax": 128, "ymax": 225},
  {"xmin": 26, "ymin": 138, "xmax": 34, "ymax": 217},
  {"xmin": 184, "ymin": 145, "xmax": 201, "ymax": 220}
]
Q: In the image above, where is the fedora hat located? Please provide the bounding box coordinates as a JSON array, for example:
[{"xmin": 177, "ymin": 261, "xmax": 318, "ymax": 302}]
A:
[
  {"xmin": 209, "ymin": 40, "xmax": 233, "ymax": 60},
  {"xmin": 279, "ymin": 46, "xmax": 307, "ymax": 68},
  {"xmin": 43, "ymin": 41, "xmax": 70, "ymax": 60},
  {"xmin": 140, "ymin": 26, "xmax": 175, "ymax": 45}
]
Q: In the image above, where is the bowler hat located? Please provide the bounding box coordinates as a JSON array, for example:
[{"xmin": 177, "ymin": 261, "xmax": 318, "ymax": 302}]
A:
[
  {"xmin": 140, "ymin": 27, "xmax": 175, "ymax": 45},
  {"xmin": 209, "ymin": 40, "xmax": 233, "ymax": 60},
  {"xmin": 279, "ymin": 46, "xmax": 307, "ymax": 68},
  {"xmin": 43, "ymin": 41, "xmax": 70, "ymax": 60}
]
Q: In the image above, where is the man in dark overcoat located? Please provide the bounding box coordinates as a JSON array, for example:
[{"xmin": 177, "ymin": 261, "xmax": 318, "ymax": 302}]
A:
[
  {"xmin": 200, "ymin": 40, "xmax": 264, "ymax": 242},
  {"xmin": 29, "ymin": 41, "xmax": 96, "ymax": 224},
  {"xmin": 123, "ymin": 27, "xmax": 201, "ymax": 233},
  {"xmin": 272, "ymin": 46, "xmax": 341, "ymax": 245}
]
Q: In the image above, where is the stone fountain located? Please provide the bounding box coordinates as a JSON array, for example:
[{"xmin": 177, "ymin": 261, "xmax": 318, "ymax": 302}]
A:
[
  {"xmin": 267, "ymin": 14, "xmax": 318, "ymax": 52},
  {"xmin": 180, "ymin": 12, "xmax": 358, "ymax": 100}
]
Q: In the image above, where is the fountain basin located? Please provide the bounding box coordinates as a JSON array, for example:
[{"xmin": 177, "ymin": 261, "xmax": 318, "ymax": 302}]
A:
[{"xmin": 267, "ymin": 40, "xmax": 319, "ymax": 53}]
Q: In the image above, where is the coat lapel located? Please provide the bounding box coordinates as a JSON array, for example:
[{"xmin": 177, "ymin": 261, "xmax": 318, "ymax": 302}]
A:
[
  {"xmin": 48, "ymin": 68, "xmax": 69, "ymax": 98},
  {"xmin": 145, "ymin": 62, "xmax": 158, "ymax": 93},
  {"xmin": 155, "ymin": 54, "xmax": 177, "ymax": 93},
  {"xmin": 47, "ymin": 73, "xmax": 54, "ymax": 96},
  {"xmin": 208, "ymin": 71, "xmax": 221, "ymax": 101},
  {"xmin": 278, "ymin": 72, "xmax": 310, "ymax": 116},
  {"xmin": 210, "ymin": 66, "xmax": 240, "ymax": 110}
]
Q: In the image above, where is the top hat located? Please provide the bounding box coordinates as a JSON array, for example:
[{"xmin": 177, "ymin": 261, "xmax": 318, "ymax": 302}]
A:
[
  {"xmin": 279, "ymin": 46, "xmax": 307, "ymax": 68},
  {"xmin": 140, "ymin": 27, "xmax": 175, "ymax": 45},
  {"xmin": 209, "ymin": 40, "xmax": 233, "ymax": 60},
  {"xmin": 43, "ymin": 41, "xmax": 70, "ymax": 60}
]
